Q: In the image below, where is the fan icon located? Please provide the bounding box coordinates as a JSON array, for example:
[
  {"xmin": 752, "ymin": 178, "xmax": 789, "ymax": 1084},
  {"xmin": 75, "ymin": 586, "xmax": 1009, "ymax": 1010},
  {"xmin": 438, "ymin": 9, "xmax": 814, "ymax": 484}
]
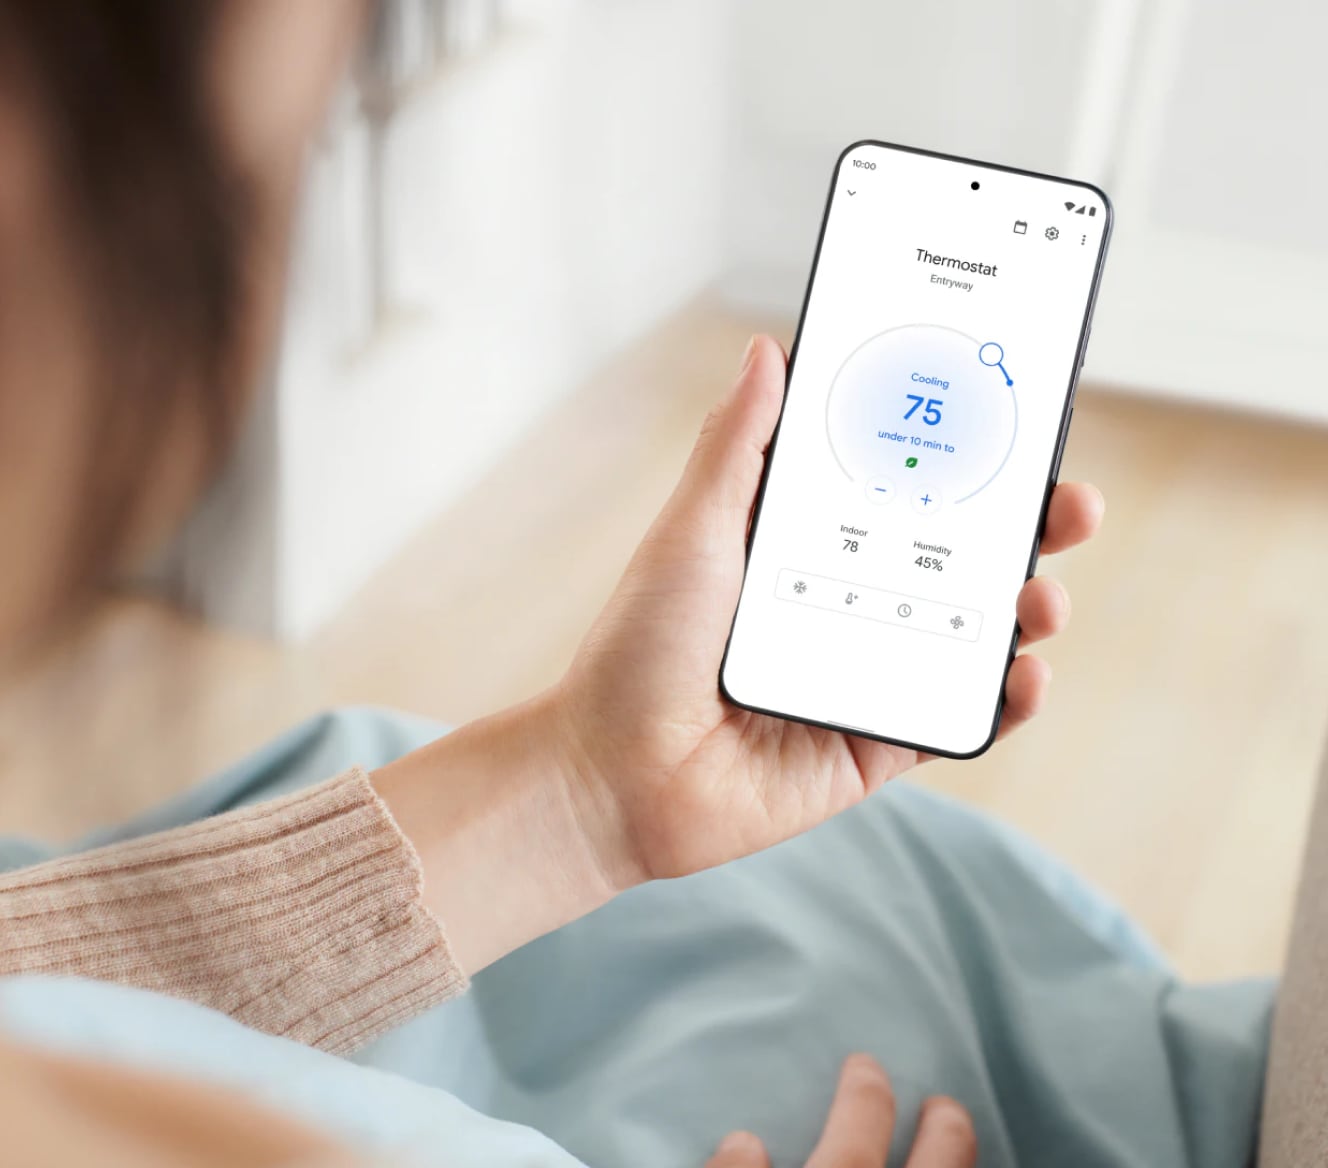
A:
[
  {"xmin": 950, "ymin": 615, "xmax": 965, "ymax": 630},
  {"xmin": 1044, "ymin": 226, "xmax": 1060, "ymax": 241},
  {"xmin": 793, "ymin": 580, "xmax": 807, "ymax": 594}
]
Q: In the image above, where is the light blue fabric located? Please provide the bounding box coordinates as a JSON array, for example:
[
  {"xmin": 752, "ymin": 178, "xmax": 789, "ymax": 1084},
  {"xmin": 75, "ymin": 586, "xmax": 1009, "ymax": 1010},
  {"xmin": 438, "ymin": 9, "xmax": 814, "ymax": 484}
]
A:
[{"xmin": 0, "ymin": 708, "xmax": 1272, "ymax": 1167}]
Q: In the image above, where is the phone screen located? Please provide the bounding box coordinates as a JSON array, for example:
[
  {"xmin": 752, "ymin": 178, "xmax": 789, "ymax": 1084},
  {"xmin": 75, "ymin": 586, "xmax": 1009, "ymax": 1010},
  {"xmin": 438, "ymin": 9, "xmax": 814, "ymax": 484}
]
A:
[{"xmin": 721, "ymin": 141, "xmax": 1111, "ymax": 757}]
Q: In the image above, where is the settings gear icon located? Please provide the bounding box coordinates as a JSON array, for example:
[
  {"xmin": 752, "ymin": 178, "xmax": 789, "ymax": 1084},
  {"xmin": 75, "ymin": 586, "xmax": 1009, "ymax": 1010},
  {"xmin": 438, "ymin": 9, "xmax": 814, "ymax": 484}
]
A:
[{"xmin": 1044, "ymin": 226, "xmax": 1060, "ymax": 241}]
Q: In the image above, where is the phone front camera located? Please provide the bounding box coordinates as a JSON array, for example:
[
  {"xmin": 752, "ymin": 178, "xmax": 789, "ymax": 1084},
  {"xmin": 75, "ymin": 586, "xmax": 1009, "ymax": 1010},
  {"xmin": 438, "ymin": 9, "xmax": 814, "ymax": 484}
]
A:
[{"xmin": 970, "ymin": 181, "xmax": 981, "ymax": 190}]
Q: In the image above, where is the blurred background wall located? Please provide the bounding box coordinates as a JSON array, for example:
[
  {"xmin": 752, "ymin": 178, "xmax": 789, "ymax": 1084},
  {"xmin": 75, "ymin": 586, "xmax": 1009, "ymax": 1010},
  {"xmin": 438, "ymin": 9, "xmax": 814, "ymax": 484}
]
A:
[
  {"xmin": 159, "ymin": 0, "xmax": 1328, "ymax": 641},
  {"xmin": 723, "ymin": 0, "xmax": 1328, "ymax": 415},
  {"xmin": 159, "ymin": 0, "xmax": 732, "ymax": 638},
  {"xmin": 5, "ymin": 0, "xmax": 1327, "ymax": 984}
]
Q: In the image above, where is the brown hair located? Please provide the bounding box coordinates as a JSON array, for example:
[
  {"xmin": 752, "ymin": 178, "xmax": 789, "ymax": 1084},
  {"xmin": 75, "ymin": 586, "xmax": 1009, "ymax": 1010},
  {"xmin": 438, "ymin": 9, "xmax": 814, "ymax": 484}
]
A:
[{"xmin": 0, "ymin": 0, "xmax": 250, "ymax": 590}]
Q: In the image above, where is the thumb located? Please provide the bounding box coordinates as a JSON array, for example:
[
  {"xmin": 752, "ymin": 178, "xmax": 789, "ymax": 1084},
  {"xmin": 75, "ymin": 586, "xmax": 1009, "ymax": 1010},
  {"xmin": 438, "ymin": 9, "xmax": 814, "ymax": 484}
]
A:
[{"xmin": 675, "ymin": 335, "xmax": 785, "ymax": 528}]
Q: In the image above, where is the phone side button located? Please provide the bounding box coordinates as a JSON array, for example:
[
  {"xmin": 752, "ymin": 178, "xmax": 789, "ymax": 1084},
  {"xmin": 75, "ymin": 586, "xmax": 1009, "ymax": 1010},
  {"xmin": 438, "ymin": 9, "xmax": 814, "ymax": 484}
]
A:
[{"xmin": 1050, "ymin": 408, "xmax": 1074, "ymax": 482}]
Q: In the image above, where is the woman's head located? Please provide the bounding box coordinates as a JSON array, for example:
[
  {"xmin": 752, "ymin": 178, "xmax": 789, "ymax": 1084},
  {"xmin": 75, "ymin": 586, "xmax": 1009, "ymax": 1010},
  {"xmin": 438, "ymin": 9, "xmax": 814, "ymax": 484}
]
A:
[{"xmin": 0, "ymin": 0, "xmax": 362, "ymax": 662}]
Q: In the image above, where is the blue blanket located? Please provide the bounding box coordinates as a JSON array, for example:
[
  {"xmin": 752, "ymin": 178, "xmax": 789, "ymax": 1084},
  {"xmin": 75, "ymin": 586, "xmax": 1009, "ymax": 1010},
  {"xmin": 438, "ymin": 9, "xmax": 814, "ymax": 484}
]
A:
[{"xmin": 0, "ymin": 709, "xmax": 1272, "ymax": 1167}]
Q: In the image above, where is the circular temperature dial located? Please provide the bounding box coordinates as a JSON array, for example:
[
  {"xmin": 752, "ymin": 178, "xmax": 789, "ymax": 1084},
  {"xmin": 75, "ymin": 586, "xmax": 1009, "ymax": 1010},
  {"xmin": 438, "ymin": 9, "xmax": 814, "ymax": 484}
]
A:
[{"xmin": 826, "ymin": 323, "xmax": 1018, "ymax": 509}]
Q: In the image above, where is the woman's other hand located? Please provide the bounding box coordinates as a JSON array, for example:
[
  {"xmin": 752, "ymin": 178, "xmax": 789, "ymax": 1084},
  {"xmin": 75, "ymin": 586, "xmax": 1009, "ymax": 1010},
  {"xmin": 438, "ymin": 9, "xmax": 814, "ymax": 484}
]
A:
[
  {"xmin": 555, "ymin": 335, "xmax": 1103, "ymax": 883},
  {"xmin": 706, "ymin": 1055, "xmax": 976, "ymax": 1168}
]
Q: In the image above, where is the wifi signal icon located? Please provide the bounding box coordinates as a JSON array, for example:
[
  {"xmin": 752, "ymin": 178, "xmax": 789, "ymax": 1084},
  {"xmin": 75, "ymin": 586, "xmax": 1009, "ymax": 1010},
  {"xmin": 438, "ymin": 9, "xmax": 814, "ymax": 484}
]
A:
[{"xmin": 1064, "ymin": 201, "xmax": 1076, "ymax": 211}]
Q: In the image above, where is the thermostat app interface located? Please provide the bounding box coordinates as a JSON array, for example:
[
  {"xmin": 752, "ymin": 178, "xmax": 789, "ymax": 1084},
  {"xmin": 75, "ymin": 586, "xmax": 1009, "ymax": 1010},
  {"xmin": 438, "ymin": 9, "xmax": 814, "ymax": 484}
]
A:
[{"xmin": 722, "ymin": 143, "xmax": 1109, "ymax": 756}]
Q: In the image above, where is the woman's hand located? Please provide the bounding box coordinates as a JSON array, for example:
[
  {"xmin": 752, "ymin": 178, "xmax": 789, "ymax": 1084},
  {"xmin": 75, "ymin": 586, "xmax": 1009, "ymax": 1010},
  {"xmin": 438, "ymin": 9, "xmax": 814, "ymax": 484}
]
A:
[
  {"xmin": 706, "ymin": 1055, "xmax": 976, "ymax": 1168},
  {"xmin": 375, "ymin": 336, "xmax": 1103, "ymax": 973},
  {"xmin": 554, "ymin": 335, "xmax": 1104, "ymax": 884}
]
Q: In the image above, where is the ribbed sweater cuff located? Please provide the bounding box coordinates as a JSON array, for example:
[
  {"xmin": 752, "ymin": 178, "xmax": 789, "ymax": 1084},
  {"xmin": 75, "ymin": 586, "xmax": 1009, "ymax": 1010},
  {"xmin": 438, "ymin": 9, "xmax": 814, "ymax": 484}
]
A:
[{"xmin": 0, "ymin": 769, "xmax": 467, "ymax": 1054}]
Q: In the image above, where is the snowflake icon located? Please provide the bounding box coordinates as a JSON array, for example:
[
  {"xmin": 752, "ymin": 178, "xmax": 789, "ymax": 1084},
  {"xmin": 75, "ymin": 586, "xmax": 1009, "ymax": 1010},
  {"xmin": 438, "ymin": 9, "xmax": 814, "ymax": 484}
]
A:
[
  {"xmin": 950, "ymin": 615, "xmax": 965, "ymax": 630},
  {"xmin": 793, "ymin": 580, "xmax": 807, "ymax": 594},
  {"xmin": 1044, "ymin": 226, "xmax": 1060, "ymax": 241}
]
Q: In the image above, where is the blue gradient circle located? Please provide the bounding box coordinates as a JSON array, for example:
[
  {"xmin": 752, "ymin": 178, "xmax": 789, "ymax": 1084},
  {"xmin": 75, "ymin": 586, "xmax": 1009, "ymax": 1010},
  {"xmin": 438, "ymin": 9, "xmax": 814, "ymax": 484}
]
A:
[{"xmin": 826, "ymin": 323, "xmax": 1017, "ymax": 503}]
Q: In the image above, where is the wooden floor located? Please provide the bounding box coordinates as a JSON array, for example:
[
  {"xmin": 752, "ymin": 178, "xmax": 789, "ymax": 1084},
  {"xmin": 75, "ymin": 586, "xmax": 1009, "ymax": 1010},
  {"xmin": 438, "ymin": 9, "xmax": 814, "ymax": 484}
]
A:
[{"xmin": 2, "ymin": 298, "xmax": 1326, "ymax": 982}]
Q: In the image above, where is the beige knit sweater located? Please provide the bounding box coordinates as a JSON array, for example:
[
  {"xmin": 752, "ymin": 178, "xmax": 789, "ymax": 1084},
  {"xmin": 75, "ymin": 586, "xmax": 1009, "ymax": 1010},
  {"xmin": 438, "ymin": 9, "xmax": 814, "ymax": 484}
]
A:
[{"xmin": 0, "ymin": 769, "xmax": 467, "ymax": 1054}]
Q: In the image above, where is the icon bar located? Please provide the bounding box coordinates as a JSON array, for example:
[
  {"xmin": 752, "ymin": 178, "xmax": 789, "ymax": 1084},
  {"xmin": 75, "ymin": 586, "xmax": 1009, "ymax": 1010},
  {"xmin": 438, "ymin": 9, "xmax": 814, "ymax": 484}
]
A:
[{"xmin": 775, "ymin": 569, "xmax": 983, "ymax": 642}]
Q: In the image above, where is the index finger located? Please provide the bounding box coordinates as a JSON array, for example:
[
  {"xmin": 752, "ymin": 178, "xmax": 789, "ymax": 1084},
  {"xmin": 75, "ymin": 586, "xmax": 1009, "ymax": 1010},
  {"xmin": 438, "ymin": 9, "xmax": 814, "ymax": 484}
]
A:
[
  {"xmin": 1040, "ymin": 482, "xmax": 1104, "ymax": 555},
  {"xmin": 806, "ymin": 1055, "xmax": 897, "ymax": 1168}
]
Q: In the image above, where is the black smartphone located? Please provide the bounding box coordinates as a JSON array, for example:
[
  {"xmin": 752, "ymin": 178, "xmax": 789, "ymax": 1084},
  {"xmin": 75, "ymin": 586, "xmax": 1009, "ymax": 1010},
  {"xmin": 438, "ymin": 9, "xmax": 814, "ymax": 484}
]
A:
[{"xmin": 720, "ymin": 140, "xmax": 1112, "ymax": 758}]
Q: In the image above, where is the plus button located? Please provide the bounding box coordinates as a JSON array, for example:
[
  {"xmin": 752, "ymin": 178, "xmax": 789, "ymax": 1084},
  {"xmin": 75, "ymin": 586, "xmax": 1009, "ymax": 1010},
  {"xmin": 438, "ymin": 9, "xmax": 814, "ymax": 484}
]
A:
[{"xmin": 911, "ymin": 486, "xmax": 942, "ymax": 517}]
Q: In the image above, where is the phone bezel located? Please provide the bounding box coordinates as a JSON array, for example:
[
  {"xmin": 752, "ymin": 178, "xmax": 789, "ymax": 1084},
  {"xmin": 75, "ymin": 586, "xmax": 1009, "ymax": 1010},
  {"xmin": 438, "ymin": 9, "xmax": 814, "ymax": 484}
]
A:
[{"xmin": 717, "ymin": 138, "xmax": 1114, "ymax": 760}]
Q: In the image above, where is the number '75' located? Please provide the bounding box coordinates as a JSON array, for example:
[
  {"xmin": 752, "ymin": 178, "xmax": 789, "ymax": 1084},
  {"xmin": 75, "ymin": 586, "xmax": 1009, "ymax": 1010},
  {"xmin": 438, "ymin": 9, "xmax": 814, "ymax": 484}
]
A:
[{"xmin": 904, "ymin": 394, "xmax": 943, "ymax": 425}]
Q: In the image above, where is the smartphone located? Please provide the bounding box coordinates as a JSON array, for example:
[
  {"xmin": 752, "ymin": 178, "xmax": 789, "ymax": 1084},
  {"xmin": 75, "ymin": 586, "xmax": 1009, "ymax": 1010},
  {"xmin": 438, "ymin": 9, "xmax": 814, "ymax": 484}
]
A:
[{"xmin": 720, "ymin": 140, "xmax": 1112, "ymax": 758}]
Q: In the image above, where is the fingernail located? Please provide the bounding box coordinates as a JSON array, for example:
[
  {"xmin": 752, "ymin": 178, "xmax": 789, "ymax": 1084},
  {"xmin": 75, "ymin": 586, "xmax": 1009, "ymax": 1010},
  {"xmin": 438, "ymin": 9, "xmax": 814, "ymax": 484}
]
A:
[
  {"xmin": 845, "ymin": 1052, "xmax": 887, "ymax": 1080},
  {"xmin": 737, "ymin": 335, "xmax": 758, "ymax": 375},
  {"xmin": 1054, "ymin": 579, "xmax": 1071, "ymax": 616},
  {"xmin": 718, "ymin": 1131, "xmax": 763, "ymax": 1155}
]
